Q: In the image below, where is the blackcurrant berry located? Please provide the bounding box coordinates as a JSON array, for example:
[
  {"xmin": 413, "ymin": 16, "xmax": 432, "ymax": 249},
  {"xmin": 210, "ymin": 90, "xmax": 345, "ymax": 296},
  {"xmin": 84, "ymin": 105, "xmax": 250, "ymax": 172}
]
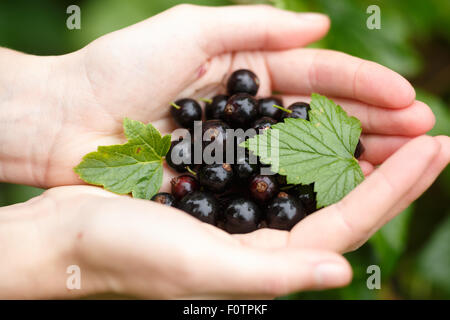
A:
[
  {"xmin": 252, "ymin": 116, "xmax": 277, "ymax": 133},
  {"xmin": 201, "ymin": 120, "xmax": 230, "ymax": 148},
  {"xmin": 170, "ymin": 175, "xmax": 199, "ymax": 200},
  {"xmin": 170, "ymin": 98, "xmax": 202, "ymax": 129},
  {"xmin": 257, "ymin": 97, "xmax": 283, "ymax": 120},
  {"xmin": 227, "ymin": 69, "xmax": 260, "ymax": 96},
  {"xmin": 266, "ymin": 192, "xmax": 306, "ymax": 230},
  {"xmin": 224, "ymin": 93, "xmax": 258, "ymax": 128},
  {"xmin": 205, "ymin": 95, "xmax": 229, "ymax": 121},
  {"xmin": 354, "ymin": 139, "xmax": 365, "ymax": 158},
  {"xmin": 178, "ymin": 191, "xmax": 220, "ymax": 225},
  {"xmin": 234, "ymin": 151, "xmax": 259, "ymax": 180},
  {"xmin": 282, "ymin": 102, "xmax": 310, "ymax": 120},
  {"xmin": 293, "ymin": 184, "xmax": 317, "ymax": 215},
  {"xmin": 200, "ymin": 120, "xmax": 231, "ymax": 163},
  {"xmin": 223, "ymin": 198, "xmax": 262, "ymax": 234},
  {"xmin": 249, "ymin": 174, "xmax": 279, "ymax": 204},
  {"xmin": 166, "ymin": 139, "xmax": 193, "ymax": 173},
  {"xmin": 198, "ymin": 163, "xmax": 234, "ymax": 193},
  {"xmin": 151, "ymin": 192, "xmax": 176, "ymax": 207},
  {"xmin": 215, "ymin": 192, "xmax": 242, "ymax": 208}
]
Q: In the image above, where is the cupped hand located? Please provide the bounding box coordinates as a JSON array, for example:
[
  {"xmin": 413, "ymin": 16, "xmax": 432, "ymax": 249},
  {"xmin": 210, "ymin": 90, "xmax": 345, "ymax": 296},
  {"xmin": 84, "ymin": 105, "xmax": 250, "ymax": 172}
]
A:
[
  {"xmin": 34, "ymin": 185, "xmax": 352, "ymax": 299},
  {"xmin": 21, "ymin": 4, "xmax": 434, "ymax": 187}
]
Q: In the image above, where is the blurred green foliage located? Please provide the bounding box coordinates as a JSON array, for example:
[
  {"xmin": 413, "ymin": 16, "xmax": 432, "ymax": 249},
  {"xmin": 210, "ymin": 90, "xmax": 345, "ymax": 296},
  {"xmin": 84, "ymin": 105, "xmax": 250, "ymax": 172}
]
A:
[{"xmin": 0, "ymin": 0, "xmax": 448, "ymax": 299}]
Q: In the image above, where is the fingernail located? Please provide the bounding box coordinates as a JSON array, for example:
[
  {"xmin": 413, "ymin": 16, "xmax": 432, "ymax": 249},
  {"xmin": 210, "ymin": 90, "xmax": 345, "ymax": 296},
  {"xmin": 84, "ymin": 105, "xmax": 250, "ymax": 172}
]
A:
[
  {"xmin": 296, "ymin": 13, "xmax": 329, "ymax": 21},
  {"xmin": 314, "ymin": 263, "xmax": 349, "ymax": 287}
]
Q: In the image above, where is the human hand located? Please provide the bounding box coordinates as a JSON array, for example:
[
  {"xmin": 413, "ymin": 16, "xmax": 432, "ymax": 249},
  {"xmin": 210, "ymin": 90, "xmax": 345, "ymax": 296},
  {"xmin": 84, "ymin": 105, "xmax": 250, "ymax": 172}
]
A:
[
  {"xmin": 0, "ymin": 185, "xmax": 352, "ymax": 299},
  {"xmin": 1, "ymin": 4, "xmax": 435, "ymax": 188}
]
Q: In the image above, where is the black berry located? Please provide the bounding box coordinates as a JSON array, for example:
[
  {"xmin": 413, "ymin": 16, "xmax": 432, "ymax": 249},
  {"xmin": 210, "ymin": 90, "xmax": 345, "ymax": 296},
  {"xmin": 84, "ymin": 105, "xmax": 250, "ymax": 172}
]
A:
[
  {"xmin": 170, "ymin": 175, "xmax": 199, "ymax": 200},
  {"xmin": 227, "ymin": 69, "xmax": 260, "ymax": 96},
  {"xmin": 234, "ymin": 151, "xmax": 259, "ymax": 180},
  {"xmin": 223, "ymin": 198, "xmax": 262, "ymax": 234},
  {"xmin": 252, "ymin": 116, "xmax": 277, "ymax": 133},
  {"xmin": 201, "ymin": 120, "xmax": 230, "ymax": 149},
  {"xmin": 283, "ymin": 102, "xmax": 310, "ymax": 120},
  {"xmin": 178, "ymin": 191, "xmax": 220, "ymax": 225},
  {"xmin": 151, "ymin": 192, "xmax": 176, "ymax": 207},
  {"xmin": 354, "ymin": 139, "xmax": 365, "ymax": 158},
  {"xmin": 200, "ymin": 120, "xmax": 231, "ymax": 162},
  {"xmin": 198, "ymin": 163, "xmax": 234, "ymax": 193},
  {"xmin": 205, "ymin": 95, "xmax": 229, "ymax": 121},
  {"xmin": 266, "ymin": 192, "xmax": 306, "ymax": 230},
  {"xmin": 275, "ymin": 174, "xmax": 288, "ymax": 187},
  {"xmin": 170, "ymin": 98, "xmax": 202, "ymax": 129},
  {"xmin": 224, "ymin": 93, "xmax": 258, "ymax": 128},
  {"xmin": 249, "ymin": 174, "xmax": 279, "ymax": 204},
  {"xmin": 293, "ymin": 184, "xmax": 317, "ymax": 215},
  {"xmin": 166, "ymin": 139, "xmax": 193, "ymax": 173},
  {"xmin": 257, "ymin": 97, "xmax": 283, "ymax": 120}
]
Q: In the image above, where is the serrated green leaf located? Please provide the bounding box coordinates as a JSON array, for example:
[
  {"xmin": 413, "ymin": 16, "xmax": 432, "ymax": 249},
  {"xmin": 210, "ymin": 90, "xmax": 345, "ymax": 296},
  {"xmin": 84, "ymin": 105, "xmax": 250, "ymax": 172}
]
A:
[
  {"xmin": 74, "ymin": 119, "xmax": 170, "ymax": 199},
  {"xmin": 243, "ymin": 93, "xmax": 364, "ymax": 208},
  {"xmin": 123, "ymin": 117, "xmax": 171, "ymax": 157}
]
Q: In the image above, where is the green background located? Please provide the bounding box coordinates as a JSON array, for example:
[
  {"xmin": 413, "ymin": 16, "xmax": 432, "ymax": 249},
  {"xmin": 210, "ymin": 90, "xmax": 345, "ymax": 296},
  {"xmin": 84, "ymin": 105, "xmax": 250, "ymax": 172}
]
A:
[{"xmin": 1, "ymin": 0, "xmax": 449, "ymax": 299}]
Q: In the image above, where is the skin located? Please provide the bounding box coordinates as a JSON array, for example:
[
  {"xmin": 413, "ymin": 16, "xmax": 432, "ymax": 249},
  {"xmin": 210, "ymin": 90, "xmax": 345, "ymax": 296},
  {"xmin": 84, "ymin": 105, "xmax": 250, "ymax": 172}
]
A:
[{"xmin": 0, "ymin": 5, "xmax": 448, "ymax": 299}]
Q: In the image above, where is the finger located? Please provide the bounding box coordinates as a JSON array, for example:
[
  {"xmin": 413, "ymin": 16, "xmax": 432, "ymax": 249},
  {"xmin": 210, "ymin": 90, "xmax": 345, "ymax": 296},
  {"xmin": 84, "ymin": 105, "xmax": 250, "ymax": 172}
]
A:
[
  {"xmin": 267, "ymin": 49, "xmax": 415, "ymax": 108},
  {"xmin": 279, "ymin": 95, "xmax": 434, "ymax": 135},
  {"xmin": 388, "ymin": 135, "xmax": 450, "ymax": 215},
  {"xmin": 184, "ymin": 5, "xmax": 330, "ymax": 56},
  {"xmin": 201, "ymin": 246, "xmax": 351, "ymax": 297},
  {"xmin": 359, "ymin": 135, "xmax": 412, "ymax": 165},
  {"xmin": 288, "ymin": 135, "xmax": 440, "ymax": 253}
]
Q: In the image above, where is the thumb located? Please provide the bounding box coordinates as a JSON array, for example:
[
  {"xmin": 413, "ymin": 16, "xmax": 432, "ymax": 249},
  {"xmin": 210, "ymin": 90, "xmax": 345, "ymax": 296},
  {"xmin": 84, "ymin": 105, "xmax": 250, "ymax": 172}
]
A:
[
  {"xmin": 164, "ymin": 4, "xmax": 330, "ymax": 56},
  {"xmin": 196, "ymin": 246, "xmax": 352, "ymax": 298}
]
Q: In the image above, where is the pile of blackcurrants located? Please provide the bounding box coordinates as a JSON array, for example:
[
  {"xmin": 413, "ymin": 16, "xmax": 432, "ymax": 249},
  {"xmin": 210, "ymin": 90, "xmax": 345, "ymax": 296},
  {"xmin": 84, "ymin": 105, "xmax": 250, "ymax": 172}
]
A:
[{"xmin": 151, "ymin": 69, "xmax": 364, "ymax": 234}]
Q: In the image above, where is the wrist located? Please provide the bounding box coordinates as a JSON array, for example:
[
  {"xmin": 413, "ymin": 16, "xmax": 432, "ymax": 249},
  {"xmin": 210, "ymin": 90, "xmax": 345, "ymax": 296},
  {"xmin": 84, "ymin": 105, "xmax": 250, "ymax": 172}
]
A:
[{"xmin": 0, "ymin": 48, "xmax": 77, "ymax": 187}]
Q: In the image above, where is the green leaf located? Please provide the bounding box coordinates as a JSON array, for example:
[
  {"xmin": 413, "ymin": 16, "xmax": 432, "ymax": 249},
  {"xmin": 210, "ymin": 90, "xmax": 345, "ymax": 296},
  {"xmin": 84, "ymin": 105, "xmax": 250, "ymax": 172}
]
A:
[
  {"xmin": 123, "ymin": 117, "xmax": 171, "ymax": 157},
  {"xmin": 74, "ymin": 119, "xmax": 170, "ymax": 199},
  {"xmin": 243, "ymin": 93, "xmax": 364, "ymax": 208}
]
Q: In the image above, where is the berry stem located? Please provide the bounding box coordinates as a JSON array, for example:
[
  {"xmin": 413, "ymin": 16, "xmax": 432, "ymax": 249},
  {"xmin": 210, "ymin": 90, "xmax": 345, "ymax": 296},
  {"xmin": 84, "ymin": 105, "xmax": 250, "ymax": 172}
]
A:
[
  {"xmin": 280, "ymin": 185, "xmax": 295, "ymax": 191},
  {"xmin": 186, "ymin": 166, "xmax": 197, "ymax": 176},
  {"xmin": 272, "ymin": 104, "xmax": 291, "ymax": 113},
  {"xmin": 199, "ymin": 98, "xmax": 213, "ymax": 104},
  {"xmin": 171, "ymin": 102, "xmax": 181, "ymax": 110}
]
